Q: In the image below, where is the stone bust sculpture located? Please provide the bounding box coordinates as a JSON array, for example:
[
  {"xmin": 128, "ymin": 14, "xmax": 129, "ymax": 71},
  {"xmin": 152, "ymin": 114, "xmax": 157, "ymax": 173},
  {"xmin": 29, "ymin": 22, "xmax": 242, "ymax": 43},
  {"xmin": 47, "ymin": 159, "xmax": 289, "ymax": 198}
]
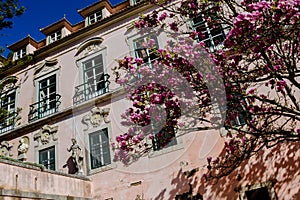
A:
[{"xmin": 18, "ymin": 137, "xmax": 29, "ymax": 161}]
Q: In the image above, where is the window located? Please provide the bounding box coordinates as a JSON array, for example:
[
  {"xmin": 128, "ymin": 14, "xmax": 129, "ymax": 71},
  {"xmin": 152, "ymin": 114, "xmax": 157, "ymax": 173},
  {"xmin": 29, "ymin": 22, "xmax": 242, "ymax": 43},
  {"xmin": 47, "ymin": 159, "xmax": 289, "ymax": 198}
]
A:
[
  {"xmin": 14, "ymin": 46, "xmax": 26, "ymax": 60},
  {"xmin": 88, "ymin": 11, "xmax": 102, "ymax": 25},
  {"xmin": 38, "ymin": 74, "xmax": 58, "ymax": 117},
  {"xmin": 131, "ymin": 0, "xmax": 142, "ymax": 5},
  {"xmin": 73, "ymin": 53, "xmax": 110, "ymax": 105},
  {"xmin": 152, "ymin": 127, "xmax": 177, "ymax": 151},
  {"xmin": 133, "ymin": 34, "xmax": 159, "ymax": 64},
  {"xmin": 0, "ymin": 89, "xmax": 16, "ymax": 133},
  {"xmin": 49, "ymin": 30, "xmax": 62, "ymax": 44},
  {"xmin": 39, "ymin": 146, "xmax": 55, "ymax": 170},
  {"xmin": 83, "ymin": 54, "xmax": 105, "ymax": 95},
  {"xmin": 29, "ymin": 74, "xmax": 61, "ymax": 121},
  {"xmin": 245, "ymin": 187, "xmax": 271, "ymax": 200},
  {"xmin": 226, "ymin": 93, "xmax": 246, "ymax": 127},
  {"xmin": 239, "ymin": 182, "xmax": 276, "ymax": 200},
  {"xmin": 192, "ymin": 14, "xmax": 225, "ymax": 50},
  {"xmin": 89, "ymin": 128, "xmax": 111, "ymax": 169}
]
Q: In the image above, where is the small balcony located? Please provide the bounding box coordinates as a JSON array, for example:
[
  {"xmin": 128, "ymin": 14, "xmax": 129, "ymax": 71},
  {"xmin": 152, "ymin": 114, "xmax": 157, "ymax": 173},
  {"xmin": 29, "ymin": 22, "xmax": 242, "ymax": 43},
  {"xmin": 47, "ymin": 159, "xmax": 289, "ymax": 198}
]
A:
[
  {"xmin": 0, "ymin": 111, "xmax": 18, "ymax": 134},
  {"xmin": 28, "ymin": 94, "xmax": 61, "ymax": 122},
  {"xmin": 73, "ymin": 74, "xmax": 110, "ymax": 105}
]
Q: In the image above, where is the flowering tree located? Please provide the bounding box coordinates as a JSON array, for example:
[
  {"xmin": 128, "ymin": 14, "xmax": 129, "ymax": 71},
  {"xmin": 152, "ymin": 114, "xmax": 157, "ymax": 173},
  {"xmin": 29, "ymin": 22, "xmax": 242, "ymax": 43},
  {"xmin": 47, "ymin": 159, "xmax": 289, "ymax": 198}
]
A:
[{"xmin": 112, "ymin": 0, "xmax": 300, "ymax": 180}]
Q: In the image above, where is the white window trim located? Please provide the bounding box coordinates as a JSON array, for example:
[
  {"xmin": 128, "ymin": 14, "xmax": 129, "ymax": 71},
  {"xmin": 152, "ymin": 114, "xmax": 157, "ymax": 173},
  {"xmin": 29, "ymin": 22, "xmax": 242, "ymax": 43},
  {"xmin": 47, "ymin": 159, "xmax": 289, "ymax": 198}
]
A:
[
  {"xmin": 0, "ymin": 88, "xmax": 18, "ymax": 133},
  {"xmin": 190, "ymin": 13, "xmax": 226, "ymax": 51},
  {"xmin": 14, "ymin": 46, "xmax": 27, "ymax": 61},
  {"xmin": 34, "ymin": 69, "xmax": 60, "ymax": 103},
  {"xmin": 35, "ymin": 141, "xmax": 58, "ymax": 171},
  {"xmin": 147, "ymin": 132, "xmax": 184, "ymax": 158},
  {"xmin": 127, "ymin": 32, "xmax": 162, "ymax": 61},
  {"xmin": 88, "ymin": 10, "xmax": 103, "ymax": 25},
  {"xmin": 48, "ymin": 29, "xmax": 62, "ymax": 44},
  {"xmin": 85, "ymin": 124, "xmax": 115, "ymax": 175},
  {"xmin": 130, "ymin": 0, "xmax": 142, "ymax": 6},
  {"xmin": 31, "ymin": 69, "xmax": 60, "ymax": 121},
  {"xmin": 146, "ymin": 125, "xmax": 184, "ymax": 158},
  {"xmin": 76, "ymin": 47, "xmax": 107, "ymax": 86}
]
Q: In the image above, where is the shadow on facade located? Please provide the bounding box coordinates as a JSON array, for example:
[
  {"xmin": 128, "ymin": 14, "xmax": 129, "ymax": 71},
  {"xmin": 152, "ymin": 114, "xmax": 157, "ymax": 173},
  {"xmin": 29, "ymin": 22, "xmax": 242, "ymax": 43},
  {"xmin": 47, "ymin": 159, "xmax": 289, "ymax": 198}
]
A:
[
  {"xmin": 154, "ymin": 141, "xmax": 300, "ymax": 199},
  {"xmin": 63, "ymin": 156, "xmax": 77, "ymax": 174}
]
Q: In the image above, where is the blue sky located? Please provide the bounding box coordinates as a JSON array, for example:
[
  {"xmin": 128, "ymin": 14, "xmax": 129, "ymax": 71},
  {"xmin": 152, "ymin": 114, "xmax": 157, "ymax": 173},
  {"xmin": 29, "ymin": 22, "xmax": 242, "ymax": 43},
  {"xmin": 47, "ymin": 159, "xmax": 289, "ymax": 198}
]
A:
[{"xmin": 0, "ymin": 0, "xmax": 123, "ymax": 57}]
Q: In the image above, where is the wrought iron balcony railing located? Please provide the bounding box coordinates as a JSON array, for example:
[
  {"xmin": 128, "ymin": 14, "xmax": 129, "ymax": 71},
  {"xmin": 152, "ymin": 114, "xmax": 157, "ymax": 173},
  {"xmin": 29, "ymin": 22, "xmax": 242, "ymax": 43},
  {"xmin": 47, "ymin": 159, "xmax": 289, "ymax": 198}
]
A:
[
  {"xmin": 28, "ymin": 94, "xmax": 61, "ymax": 122},
  {"xmin": 73, "ymin": 74, "xmax": 110, "ymax": 105},
  {"xmin": 0, "ymin": 111, "xmax": 18, "ymax": 134}
]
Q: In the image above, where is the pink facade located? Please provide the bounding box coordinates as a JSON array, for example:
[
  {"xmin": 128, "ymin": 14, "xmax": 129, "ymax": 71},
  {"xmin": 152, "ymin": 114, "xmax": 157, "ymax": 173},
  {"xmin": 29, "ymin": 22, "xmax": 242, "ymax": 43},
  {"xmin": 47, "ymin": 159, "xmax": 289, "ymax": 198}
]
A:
[{"xmin": 0, "ymin": 0, "xmax": 299, "ymax": 199}]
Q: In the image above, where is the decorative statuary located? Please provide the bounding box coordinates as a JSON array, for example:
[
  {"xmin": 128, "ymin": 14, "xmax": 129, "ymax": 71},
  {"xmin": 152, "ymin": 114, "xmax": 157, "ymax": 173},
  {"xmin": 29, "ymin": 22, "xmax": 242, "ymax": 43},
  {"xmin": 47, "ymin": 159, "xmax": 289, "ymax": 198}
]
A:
[
  {"xmin": 82, "ymin": 107, "xmax": 110, "ymax": 131},
  {"xmin": 34, "ymin": 124, "xmax": 58, "ymax": 147},
  {"xmin": 17, "ymin": 136, "xmax": 29, "ymax": 161},
  {"xmin": 67, "ymin": 138, "xmax": 84, "ymax": 175},
  {"xmin": 0, "ymin": 141, "xmax": 13, "ymax": 157}
]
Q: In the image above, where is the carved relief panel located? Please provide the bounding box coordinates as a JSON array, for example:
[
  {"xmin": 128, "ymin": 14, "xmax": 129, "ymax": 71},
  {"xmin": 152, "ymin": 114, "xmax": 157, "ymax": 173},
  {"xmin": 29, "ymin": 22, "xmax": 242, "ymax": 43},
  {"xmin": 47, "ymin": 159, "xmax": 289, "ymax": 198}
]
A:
[
  {"xmin": 0, "ymin": 141, "xmax": 13, "ymax": 157},
  {"xmin": 82, "ymin": 106, "xmax": 110, "ymax": 131},
  {"xmin": 75, "ymin": 37, "xmax": 104, "ymax": 60},
  {"xmin": 34, "ymin": 124, "xmax": 58, "ymax": 147}
]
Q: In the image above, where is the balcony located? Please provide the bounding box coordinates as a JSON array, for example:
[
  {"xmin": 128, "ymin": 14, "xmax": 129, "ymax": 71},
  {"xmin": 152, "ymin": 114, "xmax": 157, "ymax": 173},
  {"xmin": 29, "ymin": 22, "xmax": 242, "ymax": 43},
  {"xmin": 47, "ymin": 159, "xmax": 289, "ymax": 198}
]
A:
[
  {"xmin": 0, "ymin": 111, "xmax": 18, "ymax": 134},
  {"xmin": 28, "ymin": 94, "xmax": 61, "ymax": 122},
  {"xmin": 73, "ymin": 74, "xmax": 110, "ymax": 105}
]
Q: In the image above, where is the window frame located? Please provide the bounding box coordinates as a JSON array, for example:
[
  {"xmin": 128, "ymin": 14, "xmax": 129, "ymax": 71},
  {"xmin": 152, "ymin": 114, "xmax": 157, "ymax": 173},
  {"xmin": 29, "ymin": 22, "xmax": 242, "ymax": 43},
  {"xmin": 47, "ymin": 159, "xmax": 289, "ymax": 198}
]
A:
[
  {"xmin": 88, "ymin": 10, "xmax": 103, "ymax": 25},
  {"xmin": 226, "ymin": 92, "xmax": 247, "ymax": 128},
  {"xmin": 82, "ymin": 54, "xmax": 105, "ymax": 95},
  {"xmin": 31, "ymin": 69, "xmax": 60, "ymax": 121},
  {"xmin": 89, "ymin": 128, "xmax": 111, "ymax": 170},
  {"xmin": 37, "ymin": 74, "xmax": 58, "ymax": 119},
  {"xmin": 74, "ymin": 47, "xmax": 109, "ymax": 104},
  {"xmin": 132, "ymin": 33, "xmax": 160, "ymax": 65},
  {"xmin": 0, "ymin": 88, "xmax": 17, "ymax": 133},
  {"xmin": 39, "ymin": 146, "xmax": 56, "ymax": 170},
  {"xmin": 130, "ymin": 0, "xmax": 142, "ymax": 6},
  {"xmin": 14, "ymin": 46, "xmax": 27, "ymax": 60},
  {"xmin": 191, "ymin": 13, "xmax": 226, "ymax": 51},
  {"xmin": 152, "ymin": 126, "xmax": 177, "ymax": 151},
  {"xmin": 148, "ymin": 126, "xmax": 184, "ymax": 158},
  {"xmin": 85, "ymin": 125, "xmax": 114, "ymax": 174},
  {"xmin": 48, "ymin": 29, "xmax": 62, "ymax": 44}
]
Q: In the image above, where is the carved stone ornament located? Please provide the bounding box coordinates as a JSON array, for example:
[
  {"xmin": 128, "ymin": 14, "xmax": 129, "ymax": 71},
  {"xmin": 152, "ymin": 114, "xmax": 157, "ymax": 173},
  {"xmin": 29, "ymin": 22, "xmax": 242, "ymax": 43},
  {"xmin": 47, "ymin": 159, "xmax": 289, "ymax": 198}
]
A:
[
  {"xmin": 33, "ymin": 59, "xmax": 60, "ymax": 81},
  {"xmin": 34, "ymin": 124, "xmax": 58, "ymax": 147},
  {"xmin": 18, "ymin": 136, "xmax": 29, "ymax": 161},
  {"xmin": 75, "ymin": 37, "xmax": 104, "ymax": 60},
  {"xmin": 0, "ymin": 76, "xmax": 18, "ymax": 93},
  {"xmin": 82, "ymin": 107, "xmax": 110, "ymax": 131},
  {"xmin": 0, "ymin": 141, "xmax": 13, "ymax": 157}
]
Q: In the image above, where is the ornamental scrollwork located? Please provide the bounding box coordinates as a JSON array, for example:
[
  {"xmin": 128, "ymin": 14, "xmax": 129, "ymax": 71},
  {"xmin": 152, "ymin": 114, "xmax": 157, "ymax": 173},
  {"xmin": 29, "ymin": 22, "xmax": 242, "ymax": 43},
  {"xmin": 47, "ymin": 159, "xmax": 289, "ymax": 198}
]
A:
[
  {"xmin": 82, "ymin": 107, "xmax": 110, "ymax": 131},
  {"xmin": 34, "ymin": 124, "xmax": 58, "ymax": 147},
  {"xmin": 0, "ymin": 141, "xmax": 13, "ymax": 157}
]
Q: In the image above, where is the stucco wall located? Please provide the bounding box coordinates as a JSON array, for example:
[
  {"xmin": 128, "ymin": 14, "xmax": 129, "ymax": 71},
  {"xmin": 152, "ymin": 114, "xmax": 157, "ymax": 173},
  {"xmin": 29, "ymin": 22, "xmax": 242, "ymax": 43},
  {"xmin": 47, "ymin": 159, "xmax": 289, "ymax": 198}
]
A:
[{"xmin": 0, "ymin": 158, "xmax": 92, "ymax": 199}]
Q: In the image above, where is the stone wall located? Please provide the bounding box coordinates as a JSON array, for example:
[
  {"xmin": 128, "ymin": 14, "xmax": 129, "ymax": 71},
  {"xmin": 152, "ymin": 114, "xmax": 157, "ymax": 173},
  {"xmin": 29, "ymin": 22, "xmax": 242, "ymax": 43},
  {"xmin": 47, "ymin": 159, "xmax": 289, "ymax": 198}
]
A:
[{"xmin": 0, "ymin": 158, "xmax": 92, "ymax": 200}]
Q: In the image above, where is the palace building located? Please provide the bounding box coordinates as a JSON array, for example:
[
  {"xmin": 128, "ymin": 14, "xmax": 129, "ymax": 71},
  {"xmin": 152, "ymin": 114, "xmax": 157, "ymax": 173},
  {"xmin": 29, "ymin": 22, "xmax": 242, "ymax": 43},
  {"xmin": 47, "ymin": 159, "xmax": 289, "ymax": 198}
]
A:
[{"xmin": 0, "ymin": 0, "xmax": 299, "ymax": 199}]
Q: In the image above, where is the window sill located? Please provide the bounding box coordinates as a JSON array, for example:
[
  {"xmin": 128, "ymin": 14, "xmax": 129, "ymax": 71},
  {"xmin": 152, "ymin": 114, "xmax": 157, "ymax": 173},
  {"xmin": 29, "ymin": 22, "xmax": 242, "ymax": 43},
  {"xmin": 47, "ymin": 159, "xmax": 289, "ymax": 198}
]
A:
[
  {"xmin": 148, "ymin": 139, "xmax": 184, "ymax": 158},
  {"xmin": 87, "ymin": 163, "xmax": 115, "ymax": 175}
]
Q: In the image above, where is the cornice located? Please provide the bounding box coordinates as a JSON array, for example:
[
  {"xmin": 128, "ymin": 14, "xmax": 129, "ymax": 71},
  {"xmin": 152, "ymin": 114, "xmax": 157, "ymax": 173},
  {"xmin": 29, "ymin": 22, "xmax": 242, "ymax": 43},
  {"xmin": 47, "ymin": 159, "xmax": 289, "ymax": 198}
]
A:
[
  {"xmin": 2, "ymin": 2, "xmax": 153, "ymax": 77},
  {"xmin": 33, "ymin": 2, "xmax": 153, "ymax": 61}
]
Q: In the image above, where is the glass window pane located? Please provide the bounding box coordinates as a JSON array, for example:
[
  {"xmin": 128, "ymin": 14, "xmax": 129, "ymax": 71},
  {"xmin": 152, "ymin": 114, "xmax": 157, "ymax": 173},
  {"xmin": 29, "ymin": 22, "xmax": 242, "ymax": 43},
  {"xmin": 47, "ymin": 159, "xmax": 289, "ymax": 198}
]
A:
[{"xmin": 89, "ymin": 128, "xmax": 111, "ymax": 169}]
